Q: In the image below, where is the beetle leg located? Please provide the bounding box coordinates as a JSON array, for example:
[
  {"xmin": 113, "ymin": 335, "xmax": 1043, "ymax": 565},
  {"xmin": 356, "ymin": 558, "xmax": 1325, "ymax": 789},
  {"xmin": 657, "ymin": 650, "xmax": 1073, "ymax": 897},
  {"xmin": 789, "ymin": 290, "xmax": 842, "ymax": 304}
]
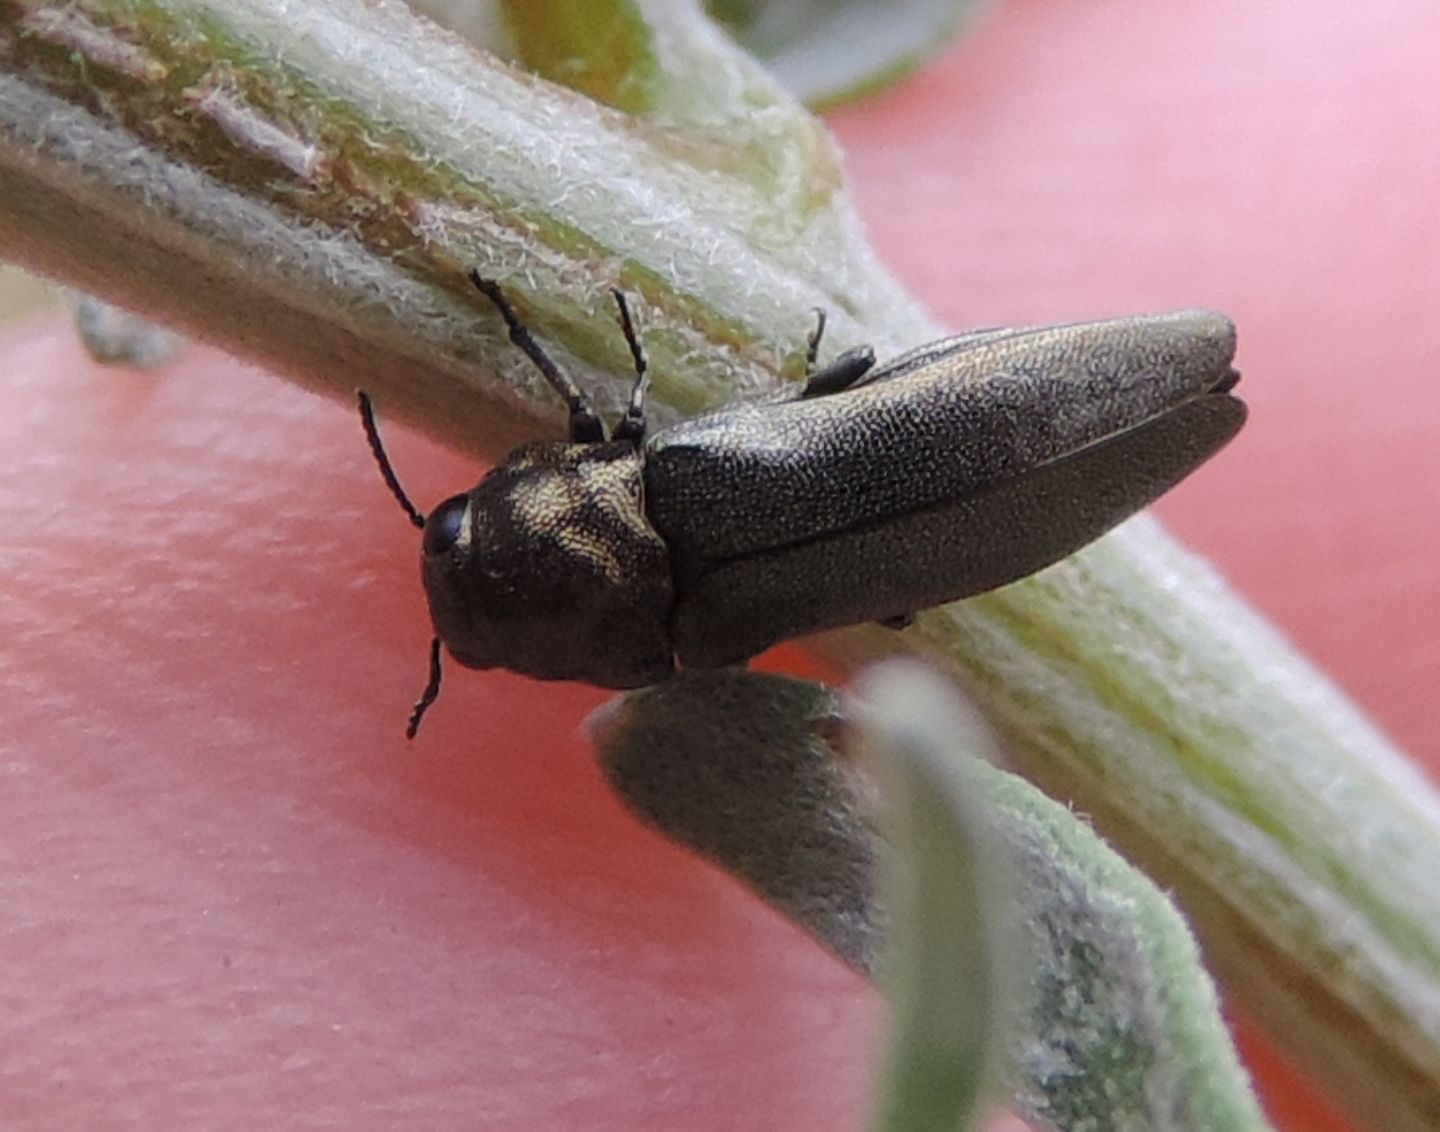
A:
[
  {"xmin": 877, "ymin": 612, "xmax": 916, "ymax": 631},
  {"xmin": 805, "ymin": 307, "xmax": 828, "ymax": 371},
  {"xmin": 610, "ymin": 289, "xmax": 650, "ymax": 446},
  {"xmin": 801, "ymin": 305, "xmax": 877, "ymax": 397},
  {"xmin": 469, "ymin": 270, "xmax": 607, "ymax": 444},
  {"xmin": 803, "ymin": 345, "xmax": 877, "ymax": 397}
]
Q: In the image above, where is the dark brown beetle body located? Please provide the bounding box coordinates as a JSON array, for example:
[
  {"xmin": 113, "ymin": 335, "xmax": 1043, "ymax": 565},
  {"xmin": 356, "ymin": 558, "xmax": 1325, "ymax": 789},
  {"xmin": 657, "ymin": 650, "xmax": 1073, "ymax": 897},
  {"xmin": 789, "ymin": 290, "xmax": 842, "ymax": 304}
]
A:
[
  {"xmin": 363, "ymin": 275, "xmax": 1244, "ymax": 733},
  {"xmin": 647, "ymin": 313, "xmax": 1241, "ymax": 670}
]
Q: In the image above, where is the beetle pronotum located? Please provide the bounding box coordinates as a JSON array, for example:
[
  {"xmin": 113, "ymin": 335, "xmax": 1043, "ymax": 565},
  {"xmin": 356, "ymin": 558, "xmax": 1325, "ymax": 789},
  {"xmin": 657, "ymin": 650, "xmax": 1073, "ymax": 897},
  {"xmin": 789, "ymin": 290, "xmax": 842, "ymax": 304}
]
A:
[{"xmin": 362, "ymin": 272, "xmax": 1244, "ymax": 735}]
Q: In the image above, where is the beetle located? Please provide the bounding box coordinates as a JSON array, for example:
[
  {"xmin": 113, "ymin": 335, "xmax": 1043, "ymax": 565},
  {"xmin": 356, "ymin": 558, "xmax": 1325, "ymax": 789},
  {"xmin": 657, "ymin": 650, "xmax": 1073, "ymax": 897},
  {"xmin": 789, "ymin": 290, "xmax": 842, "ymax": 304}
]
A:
[{"xmin": 362, "ymin": 270, "xmax": 1245, "ymax": 736}]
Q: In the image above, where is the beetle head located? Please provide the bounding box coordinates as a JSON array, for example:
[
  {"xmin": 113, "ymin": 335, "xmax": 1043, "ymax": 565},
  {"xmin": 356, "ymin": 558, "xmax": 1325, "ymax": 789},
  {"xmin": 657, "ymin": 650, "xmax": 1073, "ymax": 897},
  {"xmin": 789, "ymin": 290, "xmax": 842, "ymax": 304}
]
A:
[{"xmin": 420, "ymin": 441, "xmax": 677, "ymax": 688}]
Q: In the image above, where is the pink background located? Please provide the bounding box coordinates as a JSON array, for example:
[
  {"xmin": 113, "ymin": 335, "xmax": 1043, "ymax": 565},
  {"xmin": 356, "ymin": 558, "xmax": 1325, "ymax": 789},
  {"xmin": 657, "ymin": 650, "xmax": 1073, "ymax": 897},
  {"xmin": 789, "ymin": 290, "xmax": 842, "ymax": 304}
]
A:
[{"xmin": 4, "ymin": 2, "xmax": 1436, "ymax": 1129}]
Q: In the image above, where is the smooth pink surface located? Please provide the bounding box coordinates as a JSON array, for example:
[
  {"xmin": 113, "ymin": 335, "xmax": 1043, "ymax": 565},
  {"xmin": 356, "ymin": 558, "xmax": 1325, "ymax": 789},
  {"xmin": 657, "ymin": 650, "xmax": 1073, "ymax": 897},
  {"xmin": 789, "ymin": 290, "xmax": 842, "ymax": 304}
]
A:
[
  {"xmin": 0, "ymin": 325, "xmax": 881, "ymax": 1128},
  {"xmin": 4, "ymin": 3, "xmax": 1436, "ymax": 1129}
]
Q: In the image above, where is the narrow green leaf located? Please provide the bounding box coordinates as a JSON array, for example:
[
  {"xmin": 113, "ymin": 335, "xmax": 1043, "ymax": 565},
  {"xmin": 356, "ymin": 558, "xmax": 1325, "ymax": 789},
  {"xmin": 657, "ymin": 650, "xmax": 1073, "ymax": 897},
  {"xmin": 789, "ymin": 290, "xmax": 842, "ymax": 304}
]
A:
[
  {"xmin": 496, "ymin": 1, "xmax": 659, "ymax": 114},
  {"xmin": 65, "ymin": 292, "xmax": 178, "ymax": 367},
  {"xmin": 705, "ymin": 0, "xmax": 990, "ymax": 108},
  {"xmin": 852, "ymin": 662, "xmax": 1015, "ymax": 1132}
]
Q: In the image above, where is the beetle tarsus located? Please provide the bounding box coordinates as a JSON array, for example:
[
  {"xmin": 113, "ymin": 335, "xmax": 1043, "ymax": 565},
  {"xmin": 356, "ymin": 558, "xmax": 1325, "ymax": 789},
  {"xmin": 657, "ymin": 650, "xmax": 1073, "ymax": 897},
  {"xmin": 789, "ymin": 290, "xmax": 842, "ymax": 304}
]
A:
[
  {"xmin": 878, "ymin": 612, "xmax": 916, "ymax": 630},
  {"xmin": 468, "ymin": 270, "xmax": 606, "ymax": 444}
]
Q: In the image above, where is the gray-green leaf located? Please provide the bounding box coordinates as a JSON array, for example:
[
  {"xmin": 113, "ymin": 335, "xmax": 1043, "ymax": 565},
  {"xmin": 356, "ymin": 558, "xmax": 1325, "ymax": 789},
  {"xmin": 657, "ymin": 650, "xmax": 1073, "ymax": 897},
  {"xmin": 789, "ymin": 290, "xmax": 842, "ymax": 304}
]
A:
[{"xmin": 592, "ymin": 668, "xmax": 1273, "ymax": 1132}]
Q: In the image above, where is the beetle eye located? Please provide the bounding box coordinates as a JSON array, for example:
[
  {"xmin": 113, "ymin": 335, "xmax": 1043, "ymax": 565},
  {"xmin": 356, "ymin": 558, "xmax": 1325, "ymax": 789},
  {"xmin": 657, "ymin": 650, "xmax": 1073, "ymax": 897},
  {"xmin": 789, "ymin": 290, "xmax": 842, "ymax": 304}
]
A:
[{"xmin": 422, "ymin": 494, "xmax": 469, "ymax": 557}]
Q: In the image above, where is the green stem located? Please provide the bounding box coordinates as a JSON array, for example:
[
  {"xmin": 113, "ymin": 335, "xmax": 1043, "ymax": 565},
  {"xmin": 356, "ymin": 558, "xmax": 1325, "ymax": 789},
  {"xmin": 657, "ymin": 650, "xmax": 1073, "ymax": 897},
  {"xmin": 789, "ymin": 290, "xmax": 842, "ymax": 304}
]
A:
[
  {"xmin": 0, "ymin": 0, "xmax": 923, "ymax": 454},
  {"xmin": 835, "ymin": 520, "xmax": 1440, "ymax": 1131}
]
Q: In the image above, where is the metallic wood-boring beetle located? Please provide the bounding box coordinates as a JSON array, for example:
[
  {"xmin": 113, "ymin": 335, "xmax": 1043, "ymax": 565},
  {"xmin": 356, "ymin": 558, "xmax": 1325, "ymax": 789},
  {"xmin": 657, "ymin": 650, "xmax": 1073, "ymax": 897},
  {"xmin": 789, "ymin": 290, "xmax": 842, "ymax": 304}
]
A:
[{"xmin": 363, "ymin": 271, "xmax": 1245, "ymax": 735}]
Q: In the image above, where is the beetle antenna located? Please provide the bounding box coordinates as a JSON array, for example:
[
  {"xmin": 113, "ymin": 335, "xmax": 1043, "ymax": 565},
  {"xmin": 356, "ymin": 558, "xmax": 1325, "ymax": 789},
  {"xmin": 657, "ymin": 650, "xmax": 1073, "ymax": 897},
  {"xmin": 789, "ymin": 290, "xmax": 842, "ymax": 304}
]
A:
[
  {"xmin": 358, "ymin": 395, "xmax": 443, "ymax": 737},
  {"xmin": 358, "ymin": 392, "xmax": 425, "ymax": 530},
  {"xmin": 611, "ymin": 288, "xmax": 649, "ymax": 444},
  {"xmin": 468, "ymin": 270, "xmax": 606, "ymax": 444},
  {"xmin": 406, "ymin": 637, "xmax": 444, "ymax": 739}
]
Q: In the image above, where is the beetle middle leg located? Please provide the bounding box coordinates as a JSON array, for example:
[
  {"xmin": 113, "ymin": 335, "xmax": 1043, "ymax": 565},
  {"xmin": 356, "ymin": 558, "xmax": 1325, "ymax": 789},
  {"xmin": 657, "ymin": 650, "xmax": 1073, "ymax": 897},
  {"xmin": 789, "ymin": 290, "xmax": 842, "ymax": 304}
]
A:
[
  {"xmin": 801, "ymin": 307, "xmax": 877, "ymax": 398},
  {"xmin": 805, "ymin": 307, "xmax": 828, "ymax": 372}
]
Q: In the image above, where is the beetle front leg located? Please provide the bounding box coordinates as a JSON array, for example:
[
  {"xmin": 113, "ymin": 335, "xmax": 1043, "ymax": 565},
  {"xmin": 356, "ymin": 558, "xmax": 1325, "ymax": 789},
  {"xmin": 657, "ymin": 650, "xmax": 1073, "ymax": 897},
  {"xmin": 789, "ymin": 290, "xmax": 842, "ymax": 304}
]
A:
[
  {"xmin": 469, "ymin": 271, "xmax": 607, "ymax": 444},
  {"xmin": 610, "ymin": 289, "xmax": 650, "ymax": 445}
]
